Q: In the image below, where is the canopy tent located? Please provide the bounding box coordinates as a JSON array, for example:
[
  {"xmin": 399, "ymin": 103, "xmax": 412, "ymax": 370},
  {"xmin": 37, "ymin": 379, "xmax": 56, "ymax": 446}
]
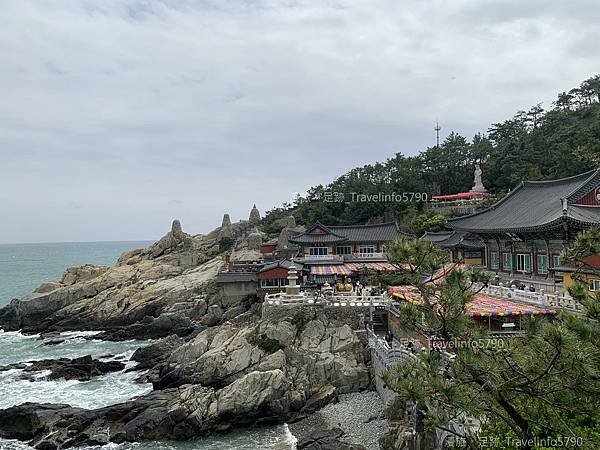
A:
[
  {"xmin": 466, "ymin": 295, "xmax": 555, "ymax": 317},
  {"xmin": 388, "ymin": 285, "xmax": 422, "ymax": 304},
  {"xmin": 310, "ymin": 265, "xmax": 354, "ymax": 276},
  {"xmin": 310, "ymin": 262, "xmax": 399, "ymax": 277},
  {"xmin": 389, "ymin": 286, "xmax": 556, "ymax": 317}
]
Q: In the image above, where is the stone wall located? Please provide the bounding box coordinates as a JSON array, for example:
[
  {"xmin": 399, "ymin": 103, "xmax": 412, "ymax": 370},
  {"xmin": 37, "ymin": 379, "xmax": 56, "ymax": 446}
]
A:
[
  {"xmin": 261, "ymin": 304, "xmax": 384, "ymax": 330},
  {"xmin": 220, "ymin": 282, "xmax": 257, "ymax": 305},
  {"xmin": 371, "ymin": 347, "xmax": 399, "ymax": 409}
]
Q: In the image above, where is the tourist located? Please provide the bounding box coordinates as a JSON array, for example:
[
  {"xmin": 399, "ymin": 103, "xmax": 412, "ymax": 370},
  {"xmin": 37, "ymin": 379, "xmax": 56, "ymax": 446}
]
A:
[{"xmin": 385, "ymin": 331, "xmax": 394, "ymax": 347}]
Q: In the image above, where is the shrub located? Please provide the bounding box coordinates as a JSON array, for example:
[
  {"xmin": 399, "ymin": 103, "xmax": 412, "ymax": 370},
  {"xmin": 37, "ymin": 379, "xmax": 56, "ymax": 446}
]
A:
[{"xmin": 253, "ymin": 334, "xmax": 285, "ymax": 353}]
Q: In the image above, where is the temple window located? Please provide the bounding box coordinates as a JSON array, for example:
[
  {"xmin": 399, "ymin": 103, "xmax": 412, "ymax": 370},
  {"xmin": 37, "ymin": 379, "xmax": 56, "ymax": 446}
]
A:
[
  {"xmin": 359, "ymin": 245, "xmax": 375, "ymax": 255},
  {"xmin": 553, "ymin": 255, "xmax": 562, "ymax": 276},
  {"xmin": 516, "ymin": 253, "xmax": 532, "ymax": 273},
  {"xmin": 336, "ymin": 245, "xmax": 352, "ymax": 255},
  {"xmin": 502, "ymin": 252, "xmax": 512, "ymax": 271},
  {"xmin": 537, "ymin": 254, "xmax": 548, "ymax": 274},
  {"xmin": 309, "ymin": 246, "xmax": 328, "ymax": 256},
  {"xmin": 489, "ymin": 251, "xmax": 499, "ymax": 269}
]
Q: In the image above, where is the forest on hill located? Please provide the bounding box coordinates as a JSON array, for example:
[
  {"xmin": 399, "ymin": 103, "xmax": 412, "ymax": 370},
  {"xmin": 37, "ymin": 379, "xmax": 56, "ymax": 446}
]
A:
[{"xmin": 263, "ymin": 75, "xmax": 600, "ymax": 235}]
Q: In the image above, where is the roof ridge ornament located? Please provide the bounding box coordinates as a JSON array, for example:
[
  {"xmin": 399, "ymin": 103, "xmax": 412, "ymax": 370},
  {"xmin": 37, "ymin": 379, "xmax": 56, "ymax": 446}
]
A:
[{"xmin": 561, "ymin": 197, "xmax": 568, "ymax": 215}]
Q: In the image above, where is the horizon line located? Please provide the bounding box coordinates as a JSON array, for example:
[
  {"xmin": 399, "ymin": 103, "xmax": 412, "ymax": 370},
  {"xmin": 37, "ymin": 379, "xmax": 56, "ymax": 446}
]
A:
[{"xmin": 0, "ymin": 239, "xmax": 155, "ymax": 246}]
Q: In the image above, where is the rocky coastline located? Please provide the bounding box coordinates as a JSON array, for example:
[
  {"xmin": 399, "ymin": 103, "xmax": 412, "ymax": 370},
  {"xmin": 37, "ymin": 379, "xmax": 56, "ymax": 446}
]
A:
[{"xmin": 0, "ymin": 218, "xmax": 387, "ymax": 449}]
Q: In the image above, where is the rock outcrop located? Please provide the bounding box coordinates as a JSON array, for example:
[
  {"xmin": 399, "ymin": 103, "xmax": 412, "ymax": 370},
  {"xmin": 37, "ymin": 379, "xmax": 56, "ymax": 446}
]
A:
[
  {"xmin": 297, "ymin": 428, "xmax": 366, "ymax": 450},
  {"xmin": 0, "ymin": 215, "xmax": 378, "ymax": 449},
  {"xmin": 0, "ymin": 220, "xmax": 251, "ymax": 338},
  {"xmin": 154, "ymin": 314, "xmax": 370, "ymax": 396},
  {"xmin": 0, "ymin": 355, "xmax": 124, "ymax": 382}
]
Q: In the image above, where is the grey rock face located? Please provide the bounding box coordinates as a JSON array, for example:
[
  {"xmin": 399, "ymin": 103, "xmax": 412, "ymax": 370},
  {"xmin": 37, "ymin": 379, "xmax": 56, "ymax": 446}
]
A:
[
  {"xmin": 155, "ymin": 314, "xmax": 369, "ymax": 394},
  {"xmin": 247, "ymin": 229, "xmax": 262, "ymax": 250}
]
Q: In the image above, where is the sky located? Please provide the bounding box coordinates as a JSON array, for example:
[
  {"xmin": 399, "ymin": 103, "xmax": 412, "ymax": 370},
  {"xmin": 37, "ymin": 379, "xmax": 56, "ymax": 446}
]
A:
[{"xmin": 1, "ymin": 0, "xmax": 599, "ymax": 244}]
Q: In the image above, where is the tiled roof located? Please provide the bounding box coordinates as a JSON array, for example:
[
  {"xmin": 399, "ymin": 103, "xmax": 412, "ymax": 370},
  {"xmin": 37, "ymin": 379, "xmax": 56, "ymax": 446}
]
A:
[
  {"xmin": 216, "ymin": 272, "xmax": 257, "ymax": 283},
  {"xmin": 421, "ymin": 231, "xmax": 484, "ymax": 248},
  {"xmin": 258, "ymin": 259, "xmax": 304, "ymax": 273},
  {"xmin": 448, "ymin": 170, "xmax": 600, "ymax": 233},
  {"xmin": 290, "ymin": 222, "xmax": 408, "ymax": 244},
  {"xmin": 329, "ymin": 222, "xmax": 408, "ymax": 241}
]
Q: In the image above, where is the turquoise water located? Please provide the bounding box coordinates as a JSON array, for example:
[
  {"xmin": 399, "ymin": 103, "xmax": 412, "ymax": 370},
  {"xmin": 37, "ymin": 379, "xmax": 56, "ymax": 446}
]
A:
[{"xmin": 0, "ymin": 241, "xmax": 150, "ymax": 306}]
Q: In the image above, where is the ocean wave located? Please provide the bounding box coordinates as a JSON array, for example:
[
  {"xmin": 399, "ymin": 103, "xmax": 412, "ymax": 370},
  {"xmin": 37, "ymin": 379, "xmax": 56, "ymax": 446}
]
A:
[
  {"xmin": 0, "ymin": 329, "xmax": 149, "ymax": 366},
  {"xmin": 0, "ymin": 369, "xmax": 152, "ymax": 410}
]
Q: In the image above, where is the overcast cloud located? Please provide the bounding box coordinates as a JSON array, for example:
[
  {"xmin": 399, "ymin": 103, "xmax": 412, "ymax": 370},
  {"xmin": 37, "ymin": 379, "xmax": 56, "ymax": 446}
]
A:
[{"xmin": 0, "ymin": 0, "xmax": 598, "ymax": 243}]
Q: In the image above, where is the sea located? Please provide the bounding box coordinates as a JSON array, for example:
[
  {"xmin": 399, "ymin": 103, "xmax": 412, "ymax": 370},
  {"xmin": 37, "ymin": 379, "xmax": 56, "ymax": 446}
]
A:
[{"xmin": 0, "ymin": 242, "xmax": 295, "ymax": 450}]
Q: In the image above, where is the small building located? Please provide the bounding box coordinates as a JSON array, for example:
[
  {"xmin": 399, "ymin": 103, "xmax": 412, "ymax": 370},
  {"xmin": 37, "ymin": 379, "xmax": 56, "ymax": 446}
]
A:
[
  {"xmin": 421, "ymin": 230, "xmax": 485, "ymax": 265},
  {"xmin": 447, "ymin": 169, "xmax": 600, "ymax": 291},
  {"xmin": 550, "ymin": 254, "xmax": 600, "ymax": 293},
  {"xmin": 256, "ymin": 259, "xmax": 306, "ymax": 298},
  {"xmin": 215, "ymin": 272, "xmax": 257, "ymax": 302},
  {"xmin": 259, "ymin": 238, "xmax": 278, "ymax": 261}
]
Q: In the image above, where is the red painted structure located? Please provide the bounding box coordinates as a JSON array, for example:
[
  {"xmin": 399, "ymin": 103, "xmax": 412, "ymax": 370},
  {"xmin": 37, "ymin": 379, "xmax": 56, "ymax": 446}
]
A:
[
  {"xmin": 431, "ymin": 191, "xmax": 490, "ymax": 201},
  {"xmin": 260, "ymin": 243, "xmax": 277, "ymax": 254}
]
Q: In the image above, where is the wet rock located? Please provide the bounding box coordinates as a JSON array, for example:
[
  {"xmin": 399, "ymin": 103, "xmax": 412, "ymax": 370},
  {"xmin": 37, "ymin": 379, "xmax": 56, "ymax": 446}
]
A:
[
  {"xmin": 0, "ymin": 355, "xmax": 124, "ymax": 381},
  {"xmin": 302, "ymin": 385, "xmax": 337, "ymax": 414},
  {"xmin": 130, "ymin": 335, "xmax": 184, "ymax": 371}
]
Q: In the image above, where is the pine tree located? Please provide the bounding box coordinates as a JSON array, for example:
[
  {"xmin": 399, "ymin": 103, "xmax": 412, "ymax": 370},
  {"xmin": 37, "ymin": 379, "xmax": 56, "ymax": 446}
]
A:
[{"xmin": 383, "ymin": 236, "xmax": 600, "ymax": 449}]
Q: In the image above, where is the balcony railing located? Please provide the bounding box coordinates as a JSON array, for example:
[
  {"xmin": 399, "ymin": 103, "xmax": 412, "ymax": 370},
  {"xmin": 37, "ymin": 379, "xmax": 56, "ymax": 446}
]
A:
[
  {"xmin": 347, "ymin": 252, "xmax": 386, "ymax": 260},
  {"xmin": 300, "ymin": 254, "xmax": 344, "ymax": 262}
]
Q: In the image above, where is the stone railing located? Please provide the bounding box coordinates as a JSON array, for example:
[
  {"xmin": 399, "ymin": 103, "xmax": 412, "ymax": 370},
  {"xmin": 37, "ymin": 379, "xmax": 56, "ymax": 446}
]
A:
[
  {"xmin": 367, "ymin": 327, "xmax": 416, "ymax": 368},
  {"xmin": 368, "ymin": 328, "xmax": 456, "ymax": 370},
  {"xmin": 263, "ymin": 292, "xmax": 388, "ymax": 308},
  {"xmin": 478, "ymin": 284, "xmax": 585, "ymax": 314}
]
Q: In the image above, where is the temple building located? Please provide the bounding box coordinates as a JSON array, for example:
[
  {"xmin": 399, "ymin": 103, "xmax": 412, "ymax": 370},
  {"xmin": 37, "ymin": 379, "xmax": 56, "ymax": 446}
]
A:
[
  {"xmin": 421, "ymin": 230, "xmax": 485, "ymax": 265},
  {"xmin": 550, "ymin": 254, "xmax": 600, "ymax": 293},
  {"xmin": 288, "ymin": 222, "xmax": 410, "ymax": 283},
  {"xmin": 256, "ymin": 259, "xmax": 306, "ymax": 298},
  {"xmin": 447, "ymin": 169, "xmax": 600, "ymax": 291},
  {"xmin": 289, "ymin": 222, "xmax": 409, "ymax": 262}
]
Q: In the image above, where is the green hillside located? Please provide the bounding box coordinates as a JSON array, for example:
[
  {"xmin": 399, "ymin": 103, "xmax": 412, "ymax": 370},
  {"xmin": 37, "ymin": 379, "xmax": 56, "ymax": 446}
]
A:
[{"xmin": 263, "ymin": 75, "xmax": 600, "ymax": 235}]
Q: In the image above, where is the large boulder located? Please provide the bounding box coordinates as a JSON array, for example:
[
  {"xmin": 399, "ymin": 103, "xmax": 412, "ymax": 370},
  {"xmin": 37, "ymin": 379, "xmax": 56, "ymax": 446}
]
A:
[
  {"xmin": 297, "ymin": 428, "xmax": 366, "ymax": 450},
  {"xmin": 155, "ymin": 314, "xmax": 369, "ymax": 397}
]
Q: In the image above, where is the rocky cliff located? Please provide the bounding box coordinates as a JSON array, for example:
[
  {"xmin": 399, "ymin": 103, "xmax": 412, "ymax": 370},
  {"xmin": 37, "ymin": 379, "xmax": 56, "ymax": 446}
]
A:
[
  {"xmin": 0, "ymin": 314, "xmax": 371, "ymax": 448},
  {"xmin": 0, "ymin": 218, "xmax": 378, "ymax": 448},
  {"xmin": 0, "ymin": 220, "xmax": 250, "ymax": 338}
]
